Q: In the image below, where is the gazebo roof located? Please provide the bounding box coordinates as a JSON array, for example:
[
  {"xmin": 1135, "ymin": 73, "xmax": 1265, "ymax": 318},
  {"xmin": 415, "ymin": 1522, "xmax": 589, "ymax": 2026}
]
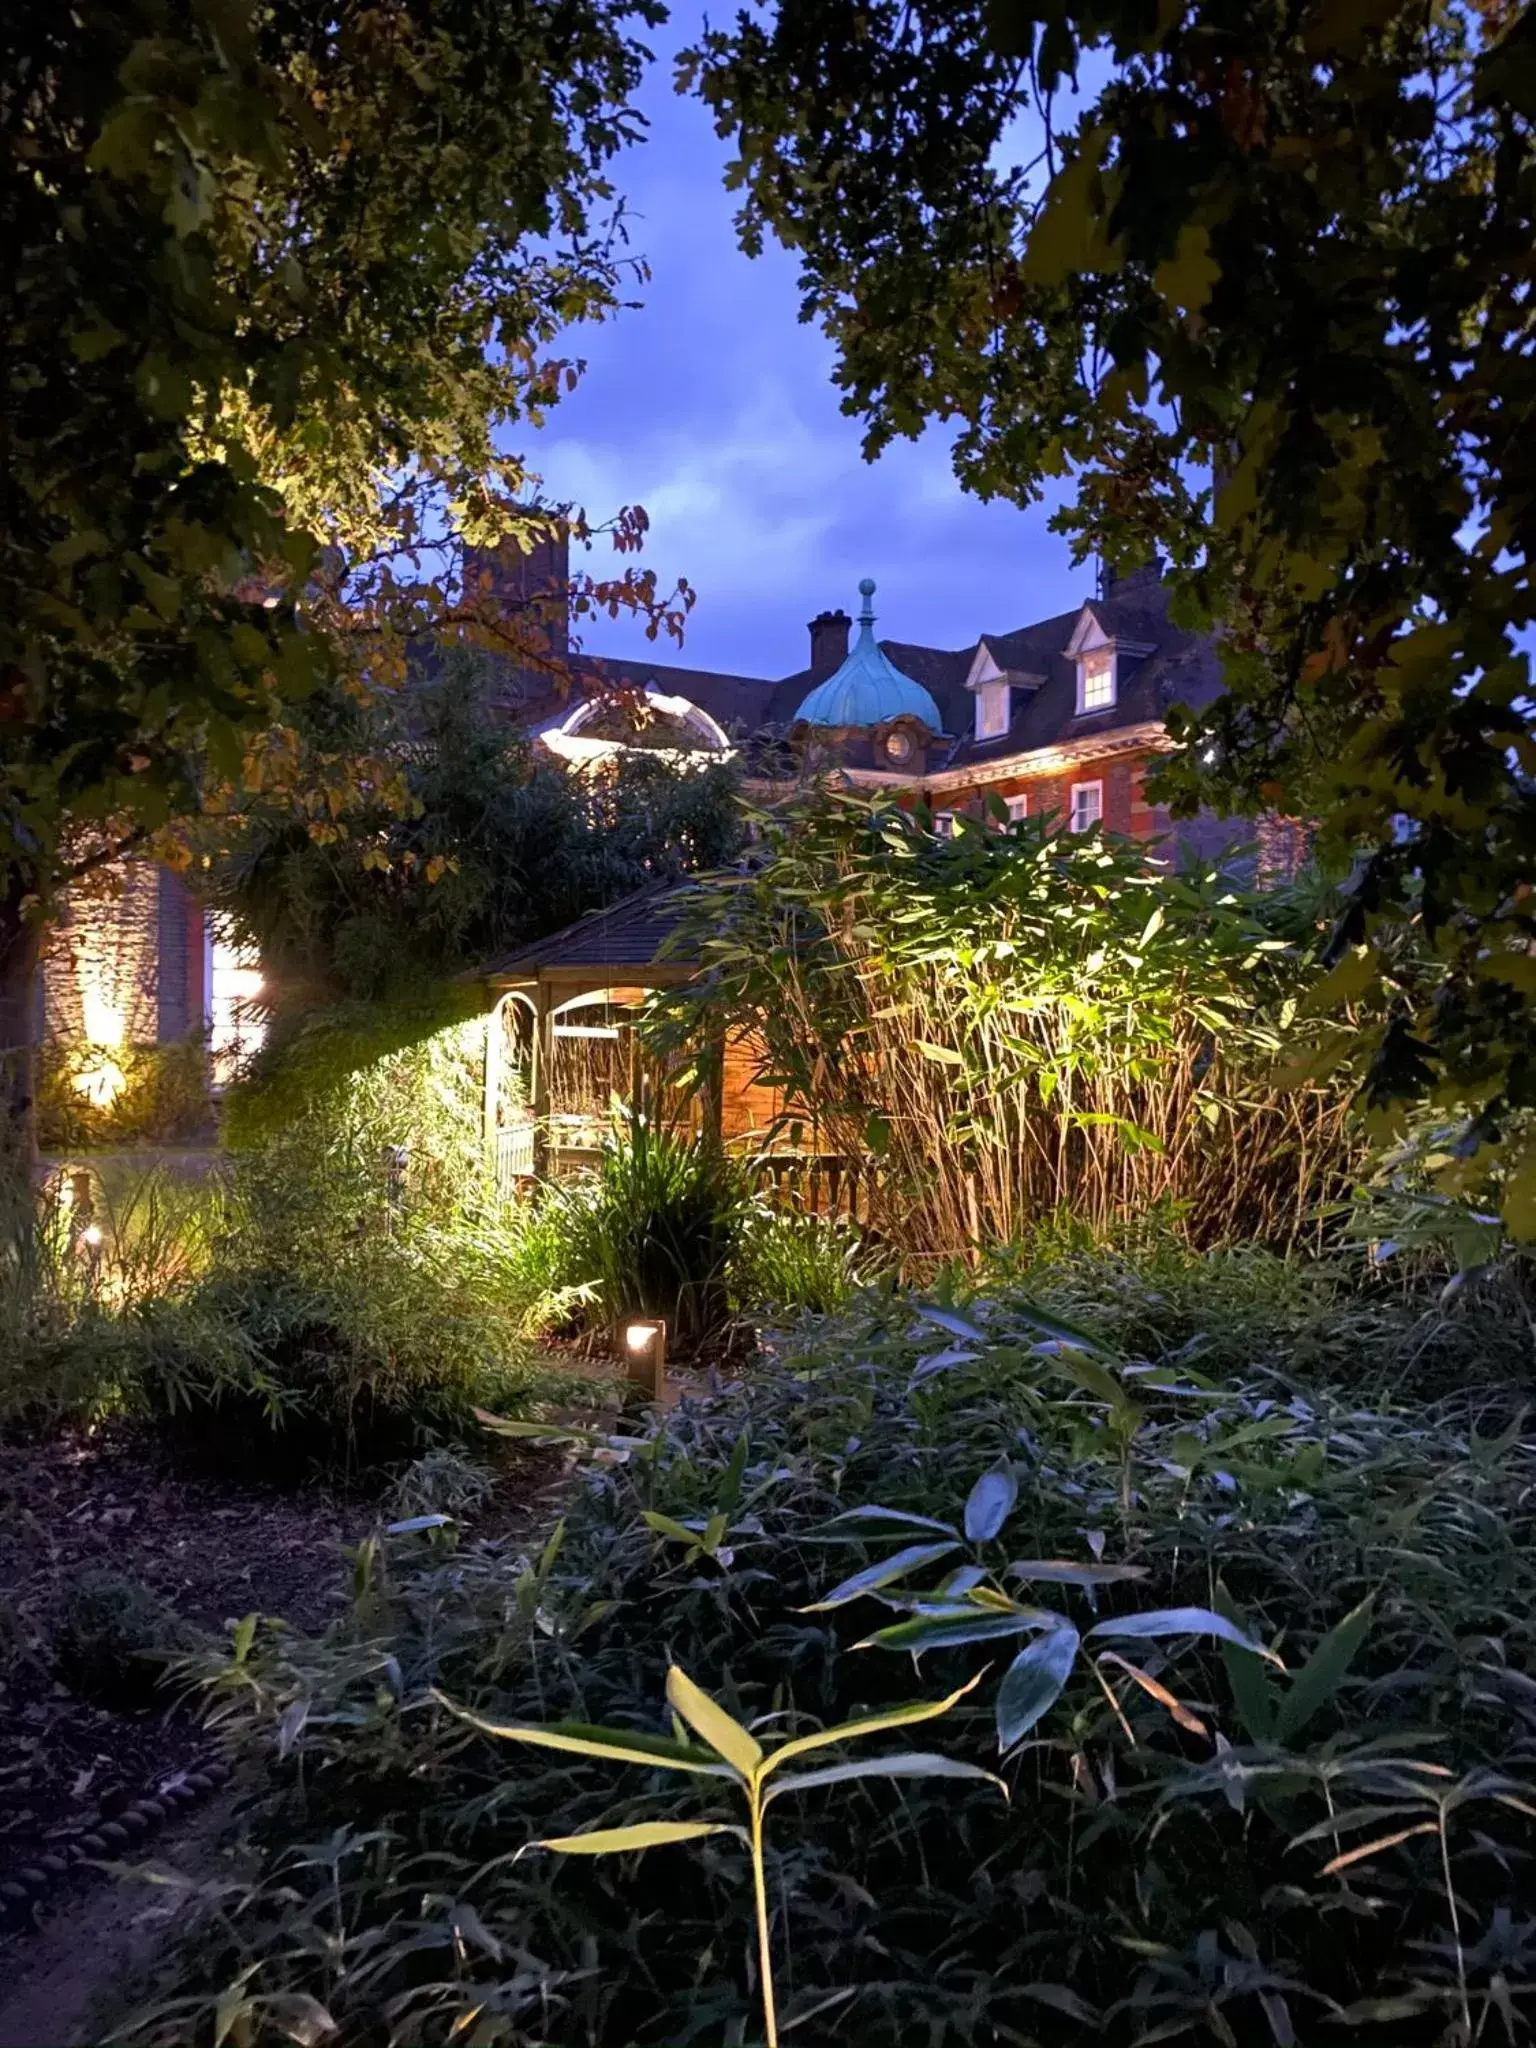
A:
[{"xmin": 480, "ymin": 883, "xmax": 697, "ymax": 983}]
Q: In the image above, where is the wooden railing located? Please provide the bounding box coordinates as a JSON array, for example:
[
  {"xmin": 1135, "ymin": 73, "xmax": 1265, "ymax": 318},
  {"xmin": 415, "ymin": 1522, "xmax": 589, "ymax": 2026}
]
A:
[
  {"xmin": 493, "ymin": 1123, "xmax": 879, "ymax": 1227},
  {"xmin": 494, "ymin": 1122, "xmax": 536, "ymax": 1195},
  {"xmin": 744, "ymin": 1151, "xmax": 880, "ymax": 1225}
]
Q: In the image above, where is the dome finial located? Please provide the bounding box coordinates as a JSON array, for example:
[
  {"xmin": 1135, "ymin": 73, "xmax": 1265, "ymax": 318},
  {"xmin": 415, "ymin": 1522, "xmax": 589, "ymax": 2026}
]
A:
[{"xmin": 790, "ymin": 576, "xmax": 942, "ymax": 736}]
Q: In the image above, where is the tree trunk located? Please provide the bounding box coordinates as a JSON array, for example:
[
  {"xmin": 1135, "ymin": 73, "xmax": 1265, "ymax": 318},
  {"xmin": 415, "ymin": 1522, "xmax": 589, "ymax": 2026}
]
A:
[{"xmin": 0, "ymin": 876, "xmax": 44, "ymax": 1191}]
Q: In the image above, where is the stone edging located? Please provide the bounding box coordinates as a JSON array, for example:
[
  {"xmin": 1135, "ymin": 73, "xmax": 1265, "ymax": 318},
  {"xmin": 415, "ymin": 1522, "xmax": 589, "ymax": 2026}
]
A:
[{"xmin": 0, "ymin": 1753, "xmax": 234, "ymax": 1928}]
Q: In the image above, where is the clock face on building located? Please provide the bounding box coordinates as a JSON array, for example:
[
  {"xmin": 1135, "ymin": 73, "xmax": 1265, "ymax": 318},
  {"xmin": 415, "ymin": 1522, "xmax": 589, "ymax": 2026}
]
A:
[{"xmin": 885, "ymin": 728, "xmax": 913, "ymax": 763}]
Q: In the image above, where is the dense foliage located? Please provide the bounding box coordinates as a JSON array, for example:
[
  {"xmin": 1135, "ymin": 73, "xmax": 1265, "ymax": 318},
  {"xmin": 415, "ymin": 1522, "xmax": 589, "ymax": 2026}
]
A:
[
  {"xmin": 683, "ymin": 0, "xmax": 1536, "ymax": 1231},
  {"xmin": 1, "ymin": 1025, "xmax": 557, "ymax": 1470},
  {"xmin": 650, "ymin": 790, "xmax": 1364, "ymax": 1261},
  {"xmin": 213, "ymin": 649, "xmax": 743, "ymax": 1006},
  {"xmin": 135, "ymin": 1242, "xmax": 1535, "ymax": 2045},
  {"xmin": 1, "ymin": 0, "xmax": 682, "ymax": 1153}
]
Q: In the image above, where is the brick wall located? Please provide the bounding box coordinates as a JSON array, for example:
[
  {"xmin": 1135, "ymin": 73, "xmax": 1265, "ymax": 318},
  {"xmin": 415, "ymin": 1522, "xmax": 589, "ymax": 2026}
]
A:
[
  {"xmin": 966, "ymin": 747, "xmax": 1160, "ymax": 838},
  {"xmin": 41, "ymin": 859, "xmax": 206, "ymax": 1048}
]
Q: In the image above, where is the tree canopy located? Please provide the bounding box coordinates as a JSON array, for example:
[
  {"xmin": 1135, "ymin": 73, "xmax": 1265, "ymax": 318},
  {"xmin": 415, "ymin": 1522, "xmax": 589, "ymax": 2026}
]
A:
[
  {"xmin": 684, "ymin": 0, "xmax": 1536, "ymax": 1229},
  {"xmin": 212, "ymin": 647, "xmax": 743, "ymax": 1009},
  {"xmin": 2, "ymin": 0, "xmax": 681, "ymax": 1146}
]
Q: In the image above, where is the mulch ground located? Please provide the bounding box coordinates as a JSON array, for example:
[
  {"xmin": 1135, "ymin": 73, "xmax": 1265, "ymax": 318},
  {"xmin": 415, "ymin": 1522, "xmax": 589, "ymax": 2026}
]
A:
[
  {"xmin": 0, "ymin": 1421, "xmax": 366, "ymax": 1880},
  {"xmin": 0, "ymin": 1414, "xmax": 586, "ymax": 1888}
]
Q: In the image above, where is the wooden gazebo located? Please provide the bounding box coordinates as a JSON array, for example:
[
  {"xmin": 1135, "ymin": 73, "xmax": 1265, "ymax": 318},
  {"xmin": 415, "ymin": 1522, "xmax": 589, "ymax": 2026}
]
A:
[
  {"xmin": 479, "ymin": 885, "xmax": 765, "ymax": 1196},
  {"xmin": 476, "ymin": 885, "xmax": 872, "ymax": 1218}
]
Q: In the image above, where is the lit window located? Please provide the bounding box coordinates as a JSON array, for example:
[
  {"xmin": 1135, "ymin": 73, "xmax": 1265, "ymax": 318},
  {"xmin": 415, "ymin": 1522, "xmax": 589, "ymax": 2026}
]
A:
[
  {"xmin": 208, "ymin": 922, "xmax": 266, "ymax": 1090},
  {"xmin": 1070, "ymin": 781, "xmax": 1103, "ymax": 832},
  {"xmin": 933, "ymin": 810, "xmax": 956, "ymax": 839},
  {"xmin": 975, "ymin": 679, "xmax": 1010, "ymax": 740},
  {"xmin": 1006, "ymin": 793, "xmax": 1028, "ymax": 824},
  {"xmin": 1078, "ymin": 645, "xmax": 1116, "ymax": 712}
]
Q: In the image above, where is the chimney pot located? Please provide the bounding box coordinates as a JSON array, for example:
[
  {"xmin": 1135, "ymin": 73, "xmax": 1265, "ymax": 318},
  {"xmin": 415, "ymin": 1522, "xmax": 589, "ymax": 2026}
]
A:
[{"xmin": 808, "ymin": 608, "xmax": 851, "ymax": 676}]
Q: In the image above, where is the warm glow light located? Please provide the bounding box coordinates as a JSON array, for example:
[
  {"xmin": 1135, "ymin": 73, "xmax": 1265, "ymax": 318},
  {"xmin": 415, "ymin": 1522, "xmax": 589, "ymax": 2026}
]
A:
[
  {"xmin": 80, "ymin": 984, "xmax": 125, "ymax": 1049},
  {"xmin": 80, "ymin": 1224, "xmax": 104, "ymax": 1248},
  {"xmin": 626, "ymin": 1321, "xmax": 661, "ymax": 1352},
  {"xmin": 75, "ymin": 1055, "xmax": 127, "ymax": 1108}
]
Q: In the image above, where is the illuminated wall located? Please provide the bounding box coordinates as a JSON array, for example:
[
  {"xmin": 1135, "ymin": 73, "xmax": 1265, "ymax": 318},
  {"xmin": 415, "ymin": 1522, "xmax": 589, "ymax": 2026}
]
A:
[{"xmin": 40, "ymin": 862, "xmax": 267, "ymax": 1096}]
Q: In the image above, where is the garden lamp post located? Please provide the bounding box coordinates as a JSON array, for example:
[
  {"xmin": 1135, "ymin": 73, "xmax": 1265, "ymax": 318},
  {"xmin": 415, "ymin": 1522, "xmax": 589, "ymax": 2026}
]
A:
[{"xmin": 623, "ymin": 1318, "xmax": 667, "ymax": 1399}]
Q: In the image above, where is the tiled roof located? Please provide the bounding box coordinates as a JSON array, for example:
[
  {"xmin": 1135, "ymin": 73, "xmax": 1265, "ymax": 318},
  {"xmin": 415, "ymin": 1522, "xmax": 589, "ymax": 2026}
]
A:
[
  {"xmin": 489, "ymin": 567, "xmax": 1222, "ymax": 768},
  {"xmin": 936, "ymin": 583, "xmax": 1223, "ymax": 770},
  {"xmin": 481, "ymin": 884, "xmax": 696, "ymax": 977}
]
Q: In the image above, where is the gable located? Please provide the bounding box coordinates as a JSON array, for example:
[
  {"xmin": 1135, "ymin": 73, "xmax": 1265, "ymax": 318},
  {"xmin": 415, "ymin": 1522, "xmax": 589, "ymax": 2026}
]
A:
[
  {"xmin": 1064, "ymin": 605, "xmax": 1111, "ymax": 658},
  {"xmin": 964, "ymin": 641, "xmax": 1004, "ymax": 691}
]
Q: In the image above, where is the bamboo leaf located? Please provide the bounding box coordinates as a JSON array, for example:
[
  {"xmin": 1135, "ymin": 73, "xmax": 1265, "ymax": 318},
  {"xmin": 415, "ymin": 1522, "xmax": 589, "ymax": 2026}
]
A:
[
  {"xmin": 531, "ymin": 1821, "xmax": 743, "ymax": 1856},
  {"xmin": 914, "ymin": 1303, "xmax": 987, "ymax": 1342},
  {"xmin": 763, "ymin": 1752, "xmax": 1007, "ymax": 1806},
  {"xmin": 857, "ymin": 1606, "xmax": 1057, "ymax": 1653},
  {"xmin": 430, "ymin": 1692, "xmax": 732, "ymax": 1777},
  {"xmin": 1008, "ymin": 1559, "xmax": 1149, "ymax": 1588},
  {"xmin": 1096, "ymin": 1650, "xmax": 1208, "ymax": 1735},
  {"xmin": 910, "ymin": 1346, "xmax": 981, "ymax": 1384},
  {"xmin": 828, "ymin": 1505, "xmax": 959, "ymax": 1537},
  {"xmin": 664, "ymin": 1667, "xmax": 764, "ymax": 1779},
  {"xmin": 963, "ymin": 1464, "xmax": 1018, "ymax": 1543},
  {"xmin": 1273, "ymin": 1597, "xmax": 1374, "ymax": 1743},
  {"xmin": 800, "ymin": 1540, "xmax": 960, "ymax": 1612},
  {"xmin": 997, "ymin": 1625, "xmax": 1080, "ymax": 1751},
  {"xmin": 1086, "ymin": 1608, "xmax": 1284, "ymax": 1666},
  {"xmin": 1319, "ymin": 1822, "xmax": 1438, "ymax": 1875},
  {"xmin": 758, "ymin": 1669, "xmax": 987, "ymax": 1777},
  {"xmin": 1216, "ymin": 1584, "xmax": 1276, "ymax": 1742},
  {"xmin": 1005, "ymin": 1296, "xmax": 1106, "ymax": 1353}
]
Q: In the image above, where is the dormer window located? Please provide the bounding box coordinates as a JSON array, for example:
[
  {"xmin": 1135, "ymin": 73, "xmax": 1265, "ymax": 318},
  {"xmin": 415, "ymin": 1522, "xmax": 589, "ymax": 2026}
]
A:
[
  {"xmin": 1078, "ymin": 645, "xmax": 1116, "ymax": 713},
  {"xmin": 975, "ymin": 679, "xmax": 1010, "ymax": 741}
]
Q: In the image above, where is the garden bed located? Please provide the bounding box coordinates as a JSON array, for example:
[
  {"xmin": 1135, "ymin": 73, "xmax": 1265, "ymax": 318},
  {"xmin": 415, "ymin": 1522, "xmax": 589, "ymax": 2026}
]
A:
[
  {"xmin": 0, "ymin": 1415, "xmax": 584, "ymax": 1900},
  {"xmin": 94, "ymin": 1245, "xmax": 1535, "ymax": 2047}
]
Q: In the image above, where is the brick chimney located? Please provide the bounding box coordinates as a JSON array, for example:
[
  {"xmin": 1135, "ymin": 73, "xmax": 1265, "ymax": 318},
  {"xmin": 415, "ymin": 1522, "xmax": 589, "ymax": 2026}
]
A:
[
  {"xmin": 808, "ymin": 608, "xmax": 851, "ymax": 676},
  {"xmin": 464, "ymin": 523, "xmax": 571, "ymax": 660}
]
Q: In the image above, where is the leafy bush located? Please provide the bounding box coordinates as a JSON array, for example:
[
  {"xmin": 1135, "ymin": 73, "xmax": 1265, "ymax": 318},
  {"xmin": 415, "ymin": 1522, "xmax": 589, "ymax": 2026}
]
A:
[
  {"xmin": 54, "ymin": 1569, "xmax": 203, "ymax": 1706},
  {"xmin": 3, "ymin": 1021, "xmax": 555, "ymax": 1467},
  {"xmin": 731, "ymin": 1200, "xmax": 884, "ymax": 1317},
  {"xmin": 36, "ymin": 1038, "xmax": 213, "ymax": 1151},
  {"xmin": 650, "ymin": 789, "xmax": 1368, "ymax": 1262},
  {"xmin": 148, "ymin": 1247, "xmax": 1535, "ymax": 2046},
  {"xmin": 0, "ymin": 1161, "xmax": 229, "ymax": 1424},
  {"xmin": 544, "ymin": 1112, "xmax": 748, "ymax": 1350},
  {"xmin": 211, "ymin": 646, "xmax": 744, "ymax": 1006}
]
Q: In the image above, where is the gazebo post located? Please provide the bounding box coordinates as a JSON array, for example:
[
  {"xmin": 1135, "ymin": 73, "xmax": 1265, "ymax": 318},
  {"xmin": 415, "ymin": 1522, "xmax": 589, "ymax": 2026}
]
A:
[
  {"xmin": 701, "ymin": 1019, "xmax": 726, "ymax": 1151},
  {"xmin": 482, "ymin": 991, "xmax": 503, "ymax": 1181},
  {"xmin": 530, "ymin": 976, "xmax": 554, "ymax": 1177}
]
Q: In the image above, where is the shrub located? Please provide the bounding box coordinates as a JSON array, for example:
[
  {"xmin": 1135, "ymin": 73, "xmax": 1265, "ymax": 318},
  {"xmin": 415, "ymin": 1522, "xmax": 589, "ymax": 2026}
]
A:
[
  {"xmin": 730, "ymin": 1200, "xmax": 884, "ymax": 1316},
  {"xmin": 0, "ymin": 1162, "xmax": 230, "ymax": 1425},
  {"xmin": 650, "ymin": 789, "xmax": 1368, "ymax": 1262},
  {"xmin": 54, "ymin": 1569, "xmax": 204, "ymax": 1706},
  {"xmin": 148, "ymin": 1247, "xmax": 1536, "ymax": 2046},
  {"xmin": 130, "ymin": 1228, "xmax": 546, "ymax": 1476},
  {"xmin": 547, "ymin": 1112, "xmax": 748, "ymax": 1350},
  {"xmin": 36, "ymin": 1038, "xmax": 213, "ymax": 1151}
]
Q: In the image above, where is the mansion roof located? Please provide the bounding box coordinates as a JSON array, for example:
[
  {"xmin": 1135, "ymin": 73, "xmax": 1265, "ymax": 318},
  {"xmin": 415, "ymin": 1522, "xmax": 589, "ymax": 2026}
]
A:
[{"xmin": 555, "ymin": 564, "xmax": 1222, "ymax": 775}]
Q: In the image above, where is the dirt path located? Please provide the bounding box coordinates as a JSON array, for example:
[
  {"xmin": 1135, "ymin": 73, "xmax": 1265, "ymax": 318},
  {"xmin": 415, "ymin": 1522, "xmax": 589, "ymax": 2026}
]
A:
[
  {"xmin": 0, "ymin": 1791, "xmax": 243, "ymax": 2048},
  {"xmin": 0, "ymin": 1411, "xmax": 599, "ymax": 2045}
]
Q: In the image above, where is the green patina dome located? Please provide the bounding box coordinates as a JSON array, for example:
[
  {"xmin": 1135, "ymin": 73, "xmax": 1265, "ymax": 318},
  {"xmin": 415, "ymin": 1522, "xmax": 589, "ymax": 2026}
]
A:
[{"xmin": 793, "ymin": 579, "xmax": 943, "ymax": 734}]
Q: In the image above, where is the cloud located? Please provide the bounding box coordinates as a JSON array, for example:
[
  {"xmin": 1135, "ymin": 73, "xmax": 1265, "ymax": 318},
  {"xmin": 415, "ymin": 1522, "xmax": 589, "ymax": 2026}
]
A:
[{"xmin": 522, "ymin": 11, "xmax": 1082, "ymax": 680}]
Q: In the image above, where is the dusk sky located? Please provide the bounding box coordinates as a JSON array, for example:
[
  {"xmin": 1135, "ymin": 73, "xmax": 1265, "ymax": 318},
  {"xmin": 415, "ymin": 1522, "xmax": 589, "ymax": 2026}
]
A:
[{"xmin": 529, "ymin": 11, "xmax": 1087, "ymax": 683}]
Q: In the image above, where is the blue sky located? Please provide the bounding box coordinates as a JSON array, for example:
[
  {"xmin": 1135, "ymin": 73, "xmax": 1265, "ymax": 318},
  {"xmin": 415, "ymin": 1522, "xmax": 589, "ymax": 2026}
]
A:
[{"xmin": 528, "ymin": 10, "xmax": 1085, "ymax": 683}]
